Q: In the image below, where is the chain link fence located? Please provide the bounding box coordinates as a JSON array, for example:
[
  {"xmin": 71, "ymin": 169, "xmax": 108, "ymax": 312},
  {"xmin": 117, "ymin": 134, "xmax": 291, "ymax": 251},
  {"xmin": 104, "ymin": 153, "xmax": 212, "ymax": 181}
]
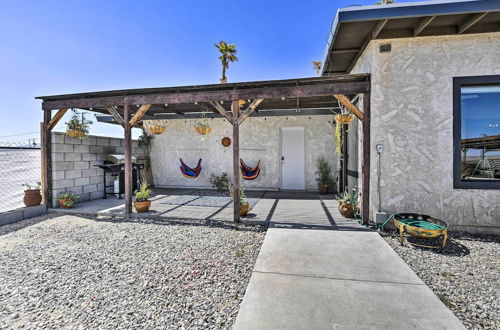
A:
[{"xmin": 0, "ymin": 142, "xmax": 41, "ymax": 213}]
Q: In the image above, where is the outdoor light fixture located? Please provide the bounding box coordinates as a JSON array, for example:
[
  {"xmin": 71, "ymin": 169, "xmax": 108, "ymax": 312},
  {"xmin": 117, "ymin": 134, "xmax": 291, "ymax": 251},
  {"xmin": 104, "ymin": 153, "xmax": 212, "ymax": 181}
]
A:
[
  {"xmin": 164, "ymin": 103, "xmax": 168, "ymax": 106},
  {"xmin": 281, "ymin": 97, "xmax": 285, "ymax": 100}
]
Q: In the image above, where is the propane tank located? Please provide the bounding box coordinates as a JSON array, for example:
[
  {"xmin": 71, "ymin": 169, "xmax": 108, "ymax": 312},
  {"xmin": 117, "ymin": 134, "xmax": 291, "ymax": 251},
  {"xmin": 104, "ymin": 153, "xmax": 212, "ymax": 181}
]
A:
[{"xmin": 114, "ymin": 178, "xmax": 120, "ymax": 198}]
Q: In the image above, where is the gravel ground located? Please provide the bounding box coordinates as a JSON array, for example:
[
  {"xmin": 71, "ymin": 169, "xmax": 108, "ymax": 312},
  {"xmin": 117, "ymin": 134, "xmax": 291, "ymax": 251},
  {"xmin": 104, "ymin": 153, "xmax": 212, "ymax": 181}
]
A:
[
  {"xmin": 0, "ymin": 214, "xmax": 266, "ymax": 329},
  {"xmin": 381, "ymin": 231, "xmax": 499, "ymax": 329}
]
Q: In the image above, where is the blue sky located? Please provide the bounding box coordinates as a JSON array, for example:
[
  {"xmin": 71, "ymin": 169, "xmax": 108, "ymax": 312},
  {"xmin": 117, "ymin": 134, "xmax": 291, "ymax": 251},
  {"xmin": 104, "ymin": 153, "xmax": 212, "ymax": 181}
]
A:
[{"xmin": 0, "ymin": 0, "xmax": 415, "ymax": 142}]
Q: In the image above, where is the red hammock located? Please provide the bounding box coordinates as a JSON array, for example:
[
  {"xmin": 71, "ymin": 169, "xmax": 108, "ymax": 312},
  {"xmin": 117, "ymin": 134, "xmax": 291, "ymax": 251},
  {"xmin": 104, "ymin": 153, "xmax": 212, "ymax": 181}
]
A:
[
  {"xmin": 240, "ymin": 159, "xmax": 260, "ymax": 180},
  {"xmin": 180, "ymin": 158, "xmax": 202, "ymax": 178}
]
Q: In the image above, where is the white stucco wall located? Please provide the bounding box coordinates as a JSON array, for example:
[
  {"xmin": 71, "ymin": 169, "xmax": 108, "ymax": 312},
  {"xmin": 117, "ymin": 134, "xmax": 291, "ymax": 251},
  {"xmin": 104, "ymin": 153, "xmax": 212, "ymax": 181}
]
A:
[
  {"xmin": 146, "ymin": 115, "xmax": 337, "ymax": 191},
  {"xmin": 351, "ymin": 32, "xmax": 500, "ymax": 233}
]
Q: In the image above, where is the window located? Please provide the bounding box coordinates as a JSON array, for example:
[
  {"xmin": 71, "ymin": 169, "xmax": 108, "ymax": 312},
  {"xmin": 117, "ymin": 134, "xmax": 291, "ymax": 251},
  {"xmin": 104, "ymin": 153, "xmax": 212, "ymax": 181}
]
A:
[{"xmin": 453, "ymin": 76, "xmax": 500, "ymax": 189}]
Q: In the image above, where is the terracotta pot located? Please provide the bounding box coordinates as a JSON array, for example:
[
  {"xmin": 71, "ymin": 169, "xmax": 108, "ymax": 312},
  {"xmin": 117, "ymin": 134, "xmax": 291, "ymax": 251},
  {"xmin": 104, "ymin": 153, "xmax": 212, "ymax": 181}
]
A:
[
  {"xmin": 66, "ymin": 129, "xmax": 86, "ymax": 139},
  {"xmin": 240, "ymin": 203, "xmax": 250, "ymax": 217},
  {"xmin": 147, "ymin": 126, "xmax": 165, "ymax": 135},
  {"xmin": 195, "ymin": 126, "xmax": 211, "ymax": 135},
  {"xmin": 23, "ymin": 190, "xmax": 42, "ymax": 207},
  {"xmin": 318, "ymin": 184, "xmax": 331, "ymax": 194},
  {"xmin": 58, "ymin": 199, "xmax": 73, "ymax": 209},
  {"xmin": 338, "ymin": 202, "xmax": 358, "ymax": 218},
  {"xmin": 134, "ymin": 200, "xmax": 151, "ymax": 213}
]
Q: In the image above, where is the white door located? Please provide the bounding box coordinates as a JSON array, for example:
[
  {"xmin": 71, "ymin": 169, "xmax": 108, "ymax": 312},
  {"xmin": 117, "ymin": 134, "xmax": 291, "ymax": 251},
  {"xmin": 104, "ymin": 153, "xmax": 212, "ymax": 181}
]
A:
[{"xmin": 281, "ymin": 127, "xmax": 305, "ymax": 190}]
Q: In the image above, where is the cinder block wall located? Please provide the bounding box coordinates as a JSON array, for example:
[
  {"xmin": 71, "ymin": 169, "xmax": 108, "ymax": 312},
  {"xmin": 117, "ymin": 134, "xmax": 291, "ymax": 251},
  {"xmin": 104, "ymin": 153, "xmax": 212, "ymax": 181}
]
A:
[{"xmin": 51, "ymin": 132, "xmax": 148, "ymax": 207}]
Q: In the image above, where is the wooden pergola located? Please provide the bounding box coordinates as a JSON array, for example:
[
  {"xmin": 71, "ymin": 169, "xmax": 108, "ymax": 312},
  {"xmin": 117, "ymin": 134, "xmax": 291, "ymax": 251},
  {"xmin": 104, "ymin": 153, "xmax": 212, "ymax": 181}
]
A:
[{"xmin": 36, "ymin": 74, "xmax": 371, "ymax": 222}]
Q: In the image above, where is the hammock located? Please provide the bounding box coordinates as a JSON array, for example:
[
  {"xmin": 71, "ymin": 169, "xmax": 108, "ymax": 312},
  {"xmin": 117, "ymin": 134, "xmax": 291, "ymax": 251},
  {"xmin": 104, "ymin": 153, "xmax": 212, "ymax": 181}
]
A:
[
  {"xmin": 180, "ymin": 158, "xmax": 202, "ymax": 178},
  {"xmin": 240, "ymin": 159, "xmax": 260, "ymax": 180}
]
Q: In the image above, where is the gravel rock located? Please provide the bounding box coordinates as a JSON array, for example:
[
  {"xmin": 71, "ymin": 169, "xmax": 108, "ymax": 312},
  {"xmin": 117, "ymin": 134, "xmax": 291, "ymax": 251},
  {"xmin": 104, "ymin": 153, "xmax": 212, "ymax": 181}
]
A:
[
  {"xmin": 0, "ymin": 214, "xmax": 266, "ymax": 329},
  {"xmin": 380, "ymin": 231, "xmax": 499, "ymax": 329}
]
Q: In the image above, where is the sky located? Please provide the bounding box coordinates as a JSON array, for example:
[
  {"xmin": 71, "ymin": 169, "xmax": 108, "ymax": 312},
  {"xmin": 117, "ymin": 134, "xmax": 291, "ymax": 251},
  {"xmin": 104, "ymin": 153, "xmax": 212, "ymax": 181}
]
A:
[{"xmin": 0, "ymin": 0, "xmax": 416, "ymax": 143}]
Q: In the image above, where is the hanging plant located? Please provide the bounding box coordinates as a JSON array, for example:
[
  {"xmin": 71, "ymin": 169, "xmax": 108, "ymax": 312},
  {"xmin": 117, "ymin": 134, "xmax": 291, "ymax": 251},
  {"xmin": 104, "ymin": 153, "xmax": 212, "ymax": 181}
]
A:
[
  {"xmin": 65, "ymin": 109, "xmax": 92, "ymax": 139},
  {"xmin": 146, "ymin": 120, "xmax": 166, "ymax": 135},
  {"xmin": 195, "ymin": 109, "xmax": 211, "ymax": 142},
  {"xmin": 334, "ymin": 104, "xmax": 353, "ymax": 158}
]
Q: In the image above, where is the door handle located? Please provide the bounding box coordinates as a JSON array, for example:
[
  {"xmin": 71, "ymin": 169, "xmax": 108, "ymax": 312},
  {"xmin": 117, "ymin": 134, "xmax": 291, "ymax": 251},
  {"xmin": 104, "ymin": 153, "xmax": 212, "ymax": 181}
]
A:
[{"xmin": 281, "ymin": 156, "xmax": 284, "ymax": 161}]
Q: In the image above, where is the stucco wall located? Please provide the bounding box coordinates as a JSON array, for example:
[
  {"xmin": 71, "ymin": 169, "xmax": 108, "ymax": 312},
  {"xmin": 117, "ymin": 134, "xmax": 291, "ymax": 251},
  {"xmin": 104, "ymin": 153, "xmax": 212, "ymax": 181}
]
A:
[
  {"xmin": 146, "ymin": 115, "xmax": 337, "ymax": 191},
  {"xmin": 351, "ymin": 32, "xmax": 500, "ymax": 233}
]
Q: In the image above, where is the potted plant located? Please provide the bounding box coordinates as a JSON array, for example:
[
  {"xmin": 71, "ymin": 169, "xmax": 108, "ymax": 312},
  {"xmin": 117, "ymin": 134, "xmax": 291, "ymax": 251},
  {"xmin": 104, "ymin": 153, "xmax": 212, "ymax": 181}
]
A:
[
  {"xmin": 229, "ymin": 181, "xmax": 250, "ymax": 217},
  {"xmin": 65, "ymin": 109, "xmax": 93, "ymax": 139},
  {"xmin": 134, "ymin": 179, "xmax": 152, "ymax": 213},
  {"xmin": 146, "ymin": 121, "xmax": 166, "ymax": 135},
  {"xmin": 215, "ymin": 40, "xmax": 238, "ymax": 84},
  {"xmin": 316, "ymin": 157, "xmax": 334, "ymax": 194},
  {"xmin": 22, "ymin": 182, "xmax": 42, "ymax": 207},
  {"xmin": 194, "ymin": 118, "xmax": 211, "ymax": 136},
  {"xmin": 56, "ymin": 193, "xmax": 78, "ymax": 209},
  {"xmin": 336, "ymin": 191, "xmax": 359, "ymax": 218}
]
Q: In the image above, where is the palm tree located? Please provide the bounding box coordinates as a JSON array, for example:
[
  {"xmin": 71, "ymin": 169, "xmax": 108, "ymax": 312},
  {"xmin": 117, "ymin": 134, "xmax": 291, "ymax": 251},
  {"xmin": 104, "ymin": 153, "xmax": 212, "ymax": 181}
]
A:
[
  {"xmin": 312, "ymin": 61, "xmax": 322, "ymax": 75},
  {"xmin": 215, "ymin": 41, "xmax": 238, "ymax": 83}
]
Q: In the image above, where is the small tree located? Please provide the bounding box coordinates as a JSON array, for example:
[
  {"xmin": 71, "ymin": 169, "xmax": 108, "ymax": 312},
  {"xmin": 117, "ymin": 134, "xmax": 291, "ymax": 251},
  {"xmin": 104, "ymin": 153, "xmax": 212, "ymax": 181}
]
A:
[
  {"xmin": 376, "ymin": 0, "xmax": 395, "ymax": 5},
  {"xmin": 312, "ymin": 61, "xmax": 322, "ymax": 75},
  {"xmin": 215, "ymin": 41, "xmax": 238, "ymax": 83}
]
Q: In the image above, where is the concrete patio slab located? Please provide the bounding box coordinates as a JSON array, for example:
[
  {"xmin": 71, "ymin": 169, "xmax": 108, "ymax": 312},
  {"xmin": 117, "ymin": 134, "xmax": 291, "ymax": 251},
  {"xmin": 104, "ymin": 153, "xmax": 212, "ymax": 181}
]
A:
[
  {"xmin": 254, "ymin": 228, "xmax": 424, "ymax": 284},
  {"xmin": 234, "ymin": 272, "xmax": 465, "ymax": 330}
]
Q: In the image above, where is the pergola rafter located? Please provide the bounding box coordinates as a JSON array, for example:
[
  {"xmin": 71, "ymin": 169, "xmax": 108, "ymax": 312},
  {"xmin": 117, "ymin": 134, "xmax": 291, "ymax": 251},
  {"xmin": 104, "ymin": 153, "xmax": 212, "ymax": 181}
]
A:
[{"xmin": 37, "ymin": 74, "xmax": 371, "ymax": 223}]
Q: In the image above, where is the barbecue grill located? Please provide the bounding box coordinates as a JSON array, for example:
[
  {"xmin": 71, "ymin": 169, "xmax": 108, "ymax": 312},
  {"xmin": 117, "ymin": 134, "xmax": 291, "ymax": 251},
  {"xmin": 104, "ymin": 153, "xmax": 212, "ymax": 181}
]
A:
[{"xmin": 94, "ymin": 154, "xmax": 144, "ymax": 199}]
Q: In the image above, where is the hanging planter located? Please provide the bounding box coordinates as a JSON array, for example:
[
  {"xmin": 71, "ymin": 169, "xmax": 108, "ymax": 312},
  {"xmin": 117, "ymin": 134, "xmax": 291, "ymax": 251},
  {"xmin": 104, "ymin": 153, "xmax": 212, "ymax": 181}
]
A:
[
  {"xmin": 334, "ymin": 114, "xmax": 354, "ymax": 125},
  {"xmin": 334, "ymin": 105, "xmax": 354, "ymax": 158},
  {"xmin": 194, "ymin": 125, "xmax": 212, "ymax": 135},
  {"xmin": 147, "ymin": 125, "xmax": 166, "ymax": 135},
  {"xmin": 65, "ymin": 109, "xmax": 92, "ymax": 139},
  {"xmin": 145, "ymin": 120, "xmax": 166, "ymax": 135}
]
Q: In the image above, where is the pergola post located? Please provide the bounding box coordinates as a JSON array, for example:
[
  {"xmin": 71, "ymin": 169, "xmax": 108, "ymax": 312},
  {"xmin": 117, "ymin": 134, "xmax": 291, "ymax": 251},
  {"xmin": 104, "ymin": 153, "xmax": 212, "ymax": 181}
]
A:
[
  {"xmin": 41, "ymin": 110, "xmax": 52, "ymax": 206},
  {"xmin": 123, "ymin": 103, "xmax": 133, "ymax": 214},
  {"xmin": 232, "ymin": 100, "xmax": 241, "ymax": 223},
  {"xmin": 361, "ymin": 92, "xmax": 371, "ymax": 224}
]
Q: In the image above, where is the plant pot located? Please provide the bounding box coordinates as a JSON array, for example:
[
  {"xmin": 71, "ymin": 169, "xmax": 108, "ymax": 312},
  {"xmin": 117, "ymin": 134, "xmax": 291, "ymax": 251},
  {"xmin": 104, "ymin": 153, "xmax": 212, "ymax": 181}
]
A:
[
  {"xmin": 23, "ymin": 190, "xmax": 42, "ymax": 207},
  {"xmin": 240, "ymin": 203, "xmax": 250, "ymax": 217},
  {"xmin": 195, "ymin": 126, "xmax": 212, "ymax": 135},
  {"xmin": 318, "ymin": 184, "xmax": 331, "ymax": 194},
  {"xmin": 134, "ymin": 200, "xmax": 151, "ymax": 213},
  {"xmin": 66, "ymin": 129, "xmax": 86, "ymax": 139},
  {"xmin": 334, "ymin": 114, "xmax": 354, "ymax": 125},
  {"xmin": 58, "ymin": 199, "xmax": 73, "ymax": 209},
  {"xmin": 147, "ymin": 125, "xmax": 165, "ymax": 135},
  {"xmin": 338, "ymin": 202, "xmax": 358, "ymax": 218}
]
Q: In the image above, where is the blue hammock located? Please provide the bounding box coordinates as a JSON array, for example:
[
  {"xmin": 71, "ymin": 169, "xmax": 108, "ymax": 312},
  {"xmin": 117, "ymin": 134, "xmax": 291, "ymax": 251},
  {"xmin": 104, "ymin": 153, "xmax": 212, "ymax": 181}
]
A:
[{"xmin": 180, "ymin": 158, "xmax": 202, "ymax": 178}]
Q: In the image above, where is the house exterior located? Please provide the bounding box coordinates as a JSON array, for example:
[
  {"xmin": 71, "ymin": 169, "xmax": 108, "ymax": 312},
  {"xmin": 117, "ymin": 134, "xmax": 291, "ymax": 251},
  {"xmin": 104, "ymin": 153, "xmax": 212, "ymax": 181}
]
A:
[
  {"xmin": 37, "ymin": 0, "xmax": 499, "ymax": 231},
  {"xmin": 322, "ymin": 0, "xmax": 500, "ymax": 234}
]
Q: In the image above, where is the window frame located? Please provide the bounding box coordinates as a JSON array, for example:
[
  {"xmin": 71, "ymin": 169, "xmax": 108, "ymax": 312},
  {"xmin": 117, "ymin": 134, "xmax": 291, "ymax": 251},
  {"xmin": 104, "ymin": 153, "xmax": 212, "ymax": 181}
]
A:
[{"xmin": 453, "ymin": 75, "xmax": 500, "ymax": 190}]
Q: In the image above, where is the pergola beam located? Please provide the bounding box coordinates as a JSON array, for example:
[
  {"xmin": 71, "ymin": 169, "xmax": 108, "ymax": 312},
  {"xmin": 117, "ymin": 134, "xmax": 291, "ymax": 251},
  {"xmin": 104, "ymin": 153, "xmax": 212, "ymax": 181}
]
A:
[
  {"xmin": 41, "ymin": 81, "xmax": 370, "ymax": 110},
  {"xmin": 238, "ymin": 99, "xmax": 264, "ymax": 125},
  {"xmin": 333, "ymin": 94, "xmax": 365, "ymax": 121},
  {"xmin": 129, "ymin": 104, "xmax": 152, "ymax": 127},
  {"xmin": 414, "ymin": 16, "xmax": 435, "ymax": 36},
  {"xmin": 458, "ymin": 12, "xmax": 488, "ymax": 34},
  {"xmin": 47, "ymin": 108, "xmax": 68, "ymax": 131},
  {"xmin": 105, "ymin": 106, "xmax": 125, "ymax": 127},
  {"xmin": 209, "ymin": 101, "xmax": 232, "ymax": 121}
]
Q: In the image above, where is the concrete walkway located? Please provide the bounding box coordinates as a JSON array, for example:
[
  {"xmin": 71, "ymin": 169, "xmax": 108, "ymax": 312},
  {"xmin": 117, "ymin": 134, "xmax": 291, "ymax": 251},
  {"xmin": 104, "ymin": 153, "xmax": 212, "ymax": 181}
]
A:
[{"xmin": 234, "ymin": 194, "xmax": 465, "ymax": 330}]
